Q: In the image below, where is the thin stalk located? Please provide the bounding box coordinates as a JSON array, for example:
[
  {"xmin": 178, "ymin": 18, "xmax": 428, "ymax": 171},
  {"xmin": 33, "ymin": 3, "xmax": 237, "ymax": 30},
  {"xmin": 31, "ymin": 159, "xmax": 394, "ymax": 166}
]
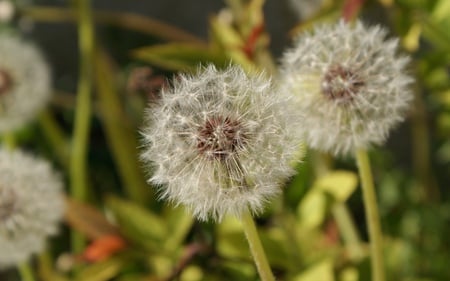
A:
[
  {"xmin": 332, "ymin": 204, "xmax": 365, "ymax": 260},
  {"xmin": 21, "ymin": 7, "xmax": 205, "ymax": 45},
  {"xmin": 18, "ymin": 263, "xmax": 36, "ymax": 281},
  {"xmin": 38, "ymin": 110, "xmax": 70, "ymax": 168},
  {"xmin": 241, "ymin": 209, "xmax": 275, "ymax": 281},
  {"xmin": 314, "ymin": 152, "xmax": 364, "ymax": 261},
  {"xmin": 355, "ymin": 149, "xmax": 385, "ymax": 281},
  {"xmin": 94, "ymin": 51, "xmax": 151, "ymax": 204},
  {"xmin": 70, "ymin": 0, "xmax": 94, "ymax": 253},
  {"xmin": 411, "ymin": 87, "xmax": 439, "ymax": 201}
]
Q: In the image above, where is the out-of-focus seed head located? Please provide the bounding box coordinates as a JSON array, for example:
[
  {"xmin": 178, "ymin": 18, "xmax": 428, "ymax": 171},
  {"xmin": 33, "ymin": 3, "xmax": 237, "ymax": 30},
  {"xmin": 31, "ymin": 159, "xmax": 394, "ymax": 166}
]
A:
[
  {"xmin": 0, "ymin": 148, "xmax": 65, "ymax": 269},
  {"xmin": 280, "ymin": 20, "xmax": 414, "ymax": 156},
  {"xmin": 0, "ymin": 33, "xmax": 51, "ymax": 133}
]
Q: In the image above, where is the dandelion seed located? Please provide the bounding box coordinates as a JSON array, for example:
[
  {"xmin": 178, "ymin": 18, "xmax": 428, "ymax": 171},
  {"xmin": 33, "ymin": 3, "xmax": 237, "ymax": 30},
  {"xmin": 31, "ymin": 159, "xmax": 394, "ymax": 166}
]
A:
[
  {"xmin": 0, "ymin": 148, "xmax": 65, "ymax": 269},
  {"xmin": 141, "ymin": 65, "xmax": 302, "ymax": 221},
  {"xmin": 280, "ymin": 20, "xmax": 414, "ymax": 156},
  {"xmin": 0, "ymin": 33, "xmax": 51, "ymax": 133}
]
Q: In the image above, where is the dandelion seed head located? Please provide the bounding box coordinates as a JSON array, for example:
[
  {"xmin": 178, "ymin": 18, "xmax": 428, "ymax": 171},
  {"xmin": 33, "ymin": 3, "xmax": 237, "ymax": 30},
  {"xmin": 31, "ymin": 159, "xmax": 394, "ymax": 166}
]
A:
[
  {"xmin": 280, "ymin": 20, "xmax": 414, "ymax": 156},
  {"xmin": 0, "ymin": 33, "xmax": 51, "ymax": 133},
  {"xmin": 141, "ymin": 65, "xmax": 302, "ymax": 221},
  {"xmin": 0, "ymin": 149, "xmax": 65, "ymax": 269}
]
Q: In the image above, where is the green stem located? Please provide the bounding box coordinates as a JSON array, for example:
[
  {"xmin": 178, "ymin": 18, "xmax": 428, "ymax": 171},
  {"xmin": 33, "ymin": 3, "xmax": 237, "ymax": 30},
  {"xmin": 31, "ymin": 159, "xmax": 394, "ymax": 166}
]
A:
[
  {"xmin": 18, "ymin": 263, "xmax": 36, "ymax": 281},
  {"xmin": 70, "ymin": 0, "xmax": 94, "ymax": 253},
  {"xmin": 411, "ymin": 87, "xmax": 439, "ymax": 201},
  {"xmin": 314, "ymin": 152, "xmax": 364, "ymax": 261},
  {"xmin": 94, "ymin": 51, "xmax": 151, "ymax": 204},
  {"xmin": 241, "ymin": 209, "xmax": 275, "ymax": 281},
  {"xmin": 21, "ymin": 7, "xmax": 205, "ymax": 44},
  {"xmin": 38, "ymin": 110, "xmax": 70, "ymax": 168},
  {"xmin": 355, "ymin": 149, "xmax": 385, "ymax": 281},
  {"xmin": 332, "ymin": 204, "xmax": 365, "ymax": 261}
]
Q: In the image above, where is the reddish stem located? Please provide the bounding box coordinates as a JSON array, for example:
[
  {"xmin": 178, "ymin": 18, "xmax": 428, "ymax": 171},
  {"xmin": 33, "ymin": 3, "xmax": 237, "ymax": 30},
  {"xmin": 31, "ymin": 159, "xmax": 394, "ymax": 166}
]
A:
[{"xmin": 242, "ymin": 23, "xmax": 265, "ymax": 59}]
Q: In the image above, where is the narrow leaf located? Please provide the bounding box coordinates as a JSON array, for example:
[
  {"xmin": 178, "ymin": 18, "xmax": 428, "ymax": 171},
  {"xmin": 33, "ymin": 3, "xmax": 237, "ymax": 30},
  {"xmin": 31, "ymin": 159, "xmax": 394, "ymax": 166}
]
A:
[{"xmin": 132, "ymin": 43, "xmax": 228, "ymax": 72}]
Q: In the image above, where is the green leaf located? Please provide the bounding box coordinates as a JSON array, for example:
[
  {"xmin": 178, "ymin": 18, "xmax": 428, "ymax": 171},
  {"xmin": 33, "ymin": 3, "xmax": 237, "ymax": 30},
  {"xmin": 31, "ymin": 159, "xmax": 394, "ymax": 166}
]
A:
[
  {"xmin": 209, "ymin": 16, "xmax": 256, "ymax": 72},
  {"xmin": 162, "ymin": 205, "xmax": 194, "ymax": 253},
  {"xmin": 297, "ymin": 190, "xmax": 327, "ymax": 229},
  {"xmin": 106, "ymin": 196, "xmax": 167, "ymax": 251},
  {"xmin": 74, "ymin": 256, "xmax": 125, "ymax": 281},
  {"xmin": 132, "ymin": 43, "xmax": 228, "ymax": 72},
  {"xmin": 420, "ymin": 14, "xmax": 450, "ymax": 51},
  {"xmin": 220, "ymin": 260, "xmax": 256, "ymax": 281},
  {"xmin": 314, "ymin": 171, "xmax": 359, "ymax": 202},
  {"xmin": 147, "ymin": 255, "xmax": 174, "ymax": 278},
  {"xmin": 179, "ymin": 265, "xmax": 204, "ymax": 281},
  {"xmin": 293, "ymin": 259, "xmax": 335, "ymax": 281},
  {"xmin": 432, "ymin": 0, "xmax": 450, "ymax": 23},
  {"xmin": 339, "ymin": 267, "xmax": 359, "ymax": 281}
]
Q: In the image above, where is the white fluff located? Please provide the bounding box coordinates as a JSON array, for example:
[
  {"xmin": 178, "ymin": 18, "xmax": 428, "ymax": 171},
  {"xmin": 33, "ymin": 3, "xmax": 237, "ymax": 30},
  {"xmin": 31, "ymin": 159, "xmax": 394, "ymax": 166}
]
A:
[
  {"xmin": 0, "ymin": 33, "xmax": 51, "ymax": 133},
  {"xmin": 141, "ymin": 65, "xmax": 303, "ymax": 221},
  {"xmin": 279, "ymin": 20, "xmax": 414, "ymax": 156},
  {"xmin": 0, "ymin": 148, "xmax": 65, "ymax": 268}
]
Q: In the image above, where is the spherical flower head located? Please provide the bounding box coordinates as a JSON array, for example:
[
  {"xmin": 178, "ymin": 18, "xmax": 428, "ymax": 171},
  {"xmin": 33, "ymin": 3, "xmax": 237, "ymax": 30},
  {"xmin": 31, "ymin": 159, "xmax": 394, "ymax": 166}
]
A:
[
  {"xmin": 0, "ymin": 33, "xmax": 52, "ymax": 133},
  {"xmin": 141, "ymin": 65, "xmax": 302, "ymax": 221},
  {"xmin": 0, "ymin": 148, "xmax": 65, "ymax": 269},
  {"xmin": 280, "ymin": 20, "xmax": 414, "ymax": 156}
]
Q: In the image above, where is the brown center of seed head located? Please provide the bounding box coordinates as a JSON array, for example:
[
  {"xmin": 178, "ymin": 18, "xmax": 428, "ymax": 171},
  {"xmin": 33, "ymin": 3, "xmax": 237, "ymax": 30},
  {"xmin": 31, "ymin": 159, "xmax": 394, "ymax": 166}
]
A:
[
  {"xmin": 321, "ymin": 64, "xmax": 364, "ymax": 102},
  {"xmin": 0, "ymin": 69, "xmax": 13, "ymax": 96},
  {"xmin": 0, "ymin": 187, "xmax": 17, "ymax": 221},
  {"xmin": 197, "ymin": 116, "xmax": 247, "ymax": 161}
]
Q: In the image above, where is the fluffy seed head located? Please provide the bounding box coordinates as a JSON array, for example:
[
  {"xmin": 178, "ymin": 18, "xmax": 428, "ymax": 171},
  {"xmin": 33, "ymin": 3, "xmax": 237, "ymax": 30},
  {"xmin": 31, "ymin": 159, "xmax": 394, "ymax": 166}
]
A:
[
  {"xmin": 141, "ymin": 65, "xmax": 302, "ymax": 221},
  {"xmin": 0, "ymin": 148, "xmax": 65, "ymax": 269},
  {"xmin": 280, "ymin": 20, "xmax": 414, "ymax": 156},
  {"xmin": 0, "ymin": 33, "xmax": 52, "ymax": 133}
]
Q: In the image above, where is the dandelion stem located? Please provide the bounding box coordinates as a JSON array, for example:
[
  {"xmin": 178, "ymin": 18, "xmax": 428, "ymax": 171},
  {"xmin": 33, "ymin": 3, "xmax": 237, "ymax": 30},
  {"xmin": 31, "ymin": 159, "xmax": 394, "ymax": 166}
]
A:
[
  {"xmin": 18, "ymin": 263, "xmax": 36, "ymax": 281},
  {"xmin": 241, "ymin": 209, "xmax": 275, "ymax": 281},
  {"xmin": 355, "ymin": 149, "xmax": 385, "ymax": 281},
  {"xmin": 70, "ymin": 0, "xmax": 94, "ymax": 253},
  {"xmin": 314, "ymin": 152, "xmax": 364, "ymax": 261},
  {"xmin": 38, "ymin": 110, "xmax": 70, "ymax": 168},
  {"xmin": 332, "ymin": 203, "xmax": 365, "ymax": 260},
  {"xmin": 411, "ymin": 88, "xmax": 439, "ymax": 201}
]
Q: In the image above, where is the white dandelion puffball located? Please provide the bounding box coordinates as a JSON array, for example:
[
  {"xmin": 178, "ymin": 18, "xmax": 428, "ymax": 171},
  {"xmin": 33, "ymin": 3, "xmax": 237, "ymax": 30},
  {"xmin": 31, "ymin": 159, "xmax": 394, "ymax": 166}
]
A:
[
  {"xmin": 0, "ymin": 148, "xmax": 65, "ymax": 269},
  {"xmin": 141, "ymin": 65, "xmax": 302, "ymax": 221},
  {"xmin": 280, "ymin": 20, "xmax": 414, "ymax": 156},
  {"xmin": 0, "ymin": 33, "xmax": 51, "ymax": 133}
]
